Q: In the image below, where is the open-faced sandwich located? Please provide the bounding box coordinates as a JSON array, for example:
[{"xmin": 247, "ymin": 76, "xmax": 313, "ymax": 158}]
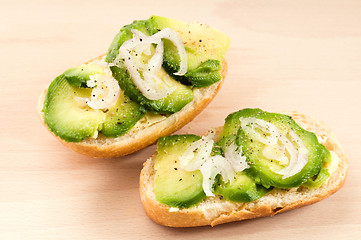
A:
[
  {"xmin": 38, "ymin": 16, "xmax": 230, "ymax": 158},
  {"xmin": 140, "ymin": 108, "xmax": 347, "ymax": 227}
]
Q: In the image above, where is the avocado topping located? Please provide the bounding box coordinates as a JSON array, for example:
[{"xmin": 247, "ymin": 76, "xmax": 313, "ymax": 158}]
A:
[
  {"xmin": 154, "ymin": 135, "xmax": 206, "ymax": 208},
  {"xmin": 219, "ymin": 108, "xmax": 329, "ymax": 189},
  {"xmin": 43, "ymin": 74, "xmax": 105, "ymax": 142},
  {"xmin": 105, "ymin": 16, "xmax": 230, "ymax": 112},
  {"xmin": 148, "ymin": 16, "xmax": 230, "ymax": 87},
  {"xmin": 43, "ymin": 65, "xmax": 144, "ymax": 142},
  {"xmin": 214, "ymin": 172, "xmax": 271, "ymax": 202},
  {"xmin": 153, "ymin": 109, "xmax": 333, "ymax": 208},
  {"xmin": 63, "ymin": 63, "xmax": 104, "ymax": 88},
  {"xmin": 43, "ymin": 16, "xmax": 230, "ymax": 142},
  {"xmin": 110, "ymin": 64, "xmax": 193, "ymax": 113}
]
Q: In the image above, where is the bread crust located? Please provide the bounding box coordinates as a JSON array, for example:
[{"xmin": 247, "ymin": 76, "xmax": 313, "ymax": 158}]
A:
[
  {"xmin": 139, "ymin": 112, "xmax": 348, "ymax": 227},
  {"xmin": 38, "ymin": 57, "xmax": 227, "ymax": 158}
]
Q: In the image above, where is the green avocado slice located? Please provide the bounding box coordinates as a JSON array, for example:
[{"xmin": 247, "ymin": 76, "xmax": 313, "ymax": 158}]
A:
[
  {"xmin": 110, "ymin": 65, "xmax": 193, "ymax": 113},
  {"xmin": 148, "ymin": 16, "xmax": 230, "ymax": 87},
  {"xmin": 214, "ymin": 172, "xmax": 271, "ymax": 202},
  {"xmin": 105, "ymin": 20, "xmax": 152, "ymax": 63},
  {"xmin": 105, "ymin": 19, "xmax": 194, "ymax": 113},
  {"xmin": 219, "ymin": 108, "xmax": 327, "ymax": 189},
  {"xmin": 63, "ymin": 63, "xmax": 104, "ymax": 88},
  {"xmin": 43, "ymin": 72, "xmax": 144, "ymax": 142},
  {"xmin": 100, "ymin": 89, "xmax": 145, "ymax": 138},
  {"xmin": 43, "ymin": 75, "xmax": 105, "ymax": 142},
  {"xmin": 303, "ymin": 150, "xmax": 331, "ymax": 189},
  {"xmin": 153, "ymin": 135, "xmax": 206, "ymax": 208}
]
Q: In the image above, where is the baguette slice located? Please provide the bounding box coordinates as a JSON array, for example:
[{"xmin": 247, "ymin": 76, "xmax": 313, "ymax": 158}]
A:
[
  {"xmin": 139, "ymin": 112, "xmax": 348, "ymax": 227},
  {"xmin": 38, "ymin": 57, "xmax": 227, "ymax": 158}
]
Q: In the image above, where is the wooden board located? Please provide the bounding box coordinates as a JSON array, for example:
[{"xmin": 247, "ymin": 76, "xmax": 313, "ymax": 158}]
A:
[{"xmin": 1, "ymin": 0, "xmax": 360, "ymax": 239}]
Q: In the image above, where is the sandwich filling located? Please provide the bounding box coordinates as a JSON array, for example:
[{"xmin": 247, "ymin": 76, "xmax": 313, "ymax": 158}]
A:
[
  {"xmin": 114, "ymin": 28, "xmax": 188, "ymax": 100},
  {"xmin": 42, "ymin": 16, "xmax": 230, "ymax": 142},
  {"xmin": 153, "ymin": 109, "xmax": 340, "ymax": 209}
]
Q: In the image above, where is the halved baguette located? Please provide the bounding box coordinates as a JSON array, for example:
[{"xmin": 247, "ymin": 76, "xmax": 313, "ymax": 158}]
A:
[
  {"xmin": 139, "ymin": 112, "xmax": 348, "ymax": 227},
  {"xmin": 38, "ymin": 57, "xmax": 227, "ymax": 158}
]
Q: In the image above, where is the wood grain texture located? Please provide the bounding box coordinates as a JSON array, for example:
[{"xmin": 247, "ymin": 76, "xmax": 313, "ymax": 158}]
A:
[{"xmin": 0, "ymin": 0, "xmax": 360, "ymax": 239}]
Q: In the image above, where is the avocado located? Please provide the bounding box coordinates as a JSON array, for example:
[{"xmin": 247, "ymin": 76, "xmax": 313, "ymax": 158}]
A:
[
  {"xmin": 105, "ymin": 20, "xmax": 152, "ymax": 63},
  {"xmin": 302, "ymin": 167, "xmax": 330, "ymax": 189},
  {"xmin": 63, "ymin": 63, "xmax": 104, "ymax": 88},
  {"xmin": 220, "ymin": 109, "xmax": 327, "ymax": 189},
  {"xmin": 303, "ymin": 149, "xmax": 331, "ymax": 189},
  {"xmin": 100, "ymin": 90, "xmax": 145, "ymax": 138},
  {"xmin": 184, "ymin": 60, "xmax": 223, "ymax": 87},
  {"xmin": 213, "ymin": 133, "xmax": 271, "ymax": 202},
  {"xmin": 148, "ymin": 16, "xmax": 230, "ymax": 87},
  {"xmin": 153, "ymin": 134, "xmax": 269, "ymax": 206},
  {"xmin": 151, "ymin": 108, "xmax": 332, "ymax": 208},
  {"xmin": 154, "ymin": 135, "xmax": 206, "ymax": 208},
  {"xmin": 105, "ymin": 16, "xmax": 229, "ymax": 112},
  {"xmin": 63, "ymin": 62, "xmax": 145, "ymax": 137},
  {"xmin": 43, "ymin": 74, "xmax": 106, "ymax": 142},
  {"xmin": 105, "ymin": 18, "xmax": 194, "ymax": 113},
  {"xmin": 214, "ymin": 172, "xmax": 271, "ymax": 202},
  {"xmin": 43, "ymin": 73, "xmax": 145, "ymax": 142},
  {"xmin": 110, "ymin": 65, "xmax": 193, "ymax": 113}
]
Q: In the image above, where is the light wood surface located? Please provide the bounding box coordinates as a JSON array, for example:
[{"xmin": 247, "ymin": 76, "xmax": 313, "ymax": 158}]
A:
[{"xmin": 1, "ymin": 0, "xmax": 360, "ymax": 239}]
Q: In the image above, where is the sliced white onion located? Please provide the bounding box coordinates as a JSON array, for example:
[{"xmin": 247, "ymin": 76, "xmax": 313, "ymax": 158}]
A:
[
  {"xmin": 274, "ymin": 130, "xmax": 308, "ymax": 179},
  {"xmin": 199, "ymin": 155, "xmax": 234, "ymax": 197},
  {"xmin": 240, "ymin": 117, "xmax": 280, "ymax": 145},
  {"xmin": 240, "ymin": 117, "xmax": 309, "ymax": 179},
  {"xmin": 224, "ymin": 141, "xmax": 249, "ymax": 172},
  {"xmin": 114, "ymin": 28, "xmax": 187, "ymax": 100},
  {"xmin": 146, "ymin": 34, "xmax": 164, "ymax": 74},
  {"xmin": 86, "ymin": 77, "xmax": 96, "ymax": 88},
  {"xmin": 151, "ymin": 28, "xmax": 188, "ymax": 76},
  {"xmin": 118, "ymin": 34, "xmax": 174, "ymax": 100},
  {"xmin": 178, "ymin": 129, "xmax": 250, "ymax": 197},
  {"xmin": 179, "ymin": 130, "xmax": 215, "ymax": 171},
  {"xmin": 86, "ymin": 74, "xmax": 120, "ymax": 110}
]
